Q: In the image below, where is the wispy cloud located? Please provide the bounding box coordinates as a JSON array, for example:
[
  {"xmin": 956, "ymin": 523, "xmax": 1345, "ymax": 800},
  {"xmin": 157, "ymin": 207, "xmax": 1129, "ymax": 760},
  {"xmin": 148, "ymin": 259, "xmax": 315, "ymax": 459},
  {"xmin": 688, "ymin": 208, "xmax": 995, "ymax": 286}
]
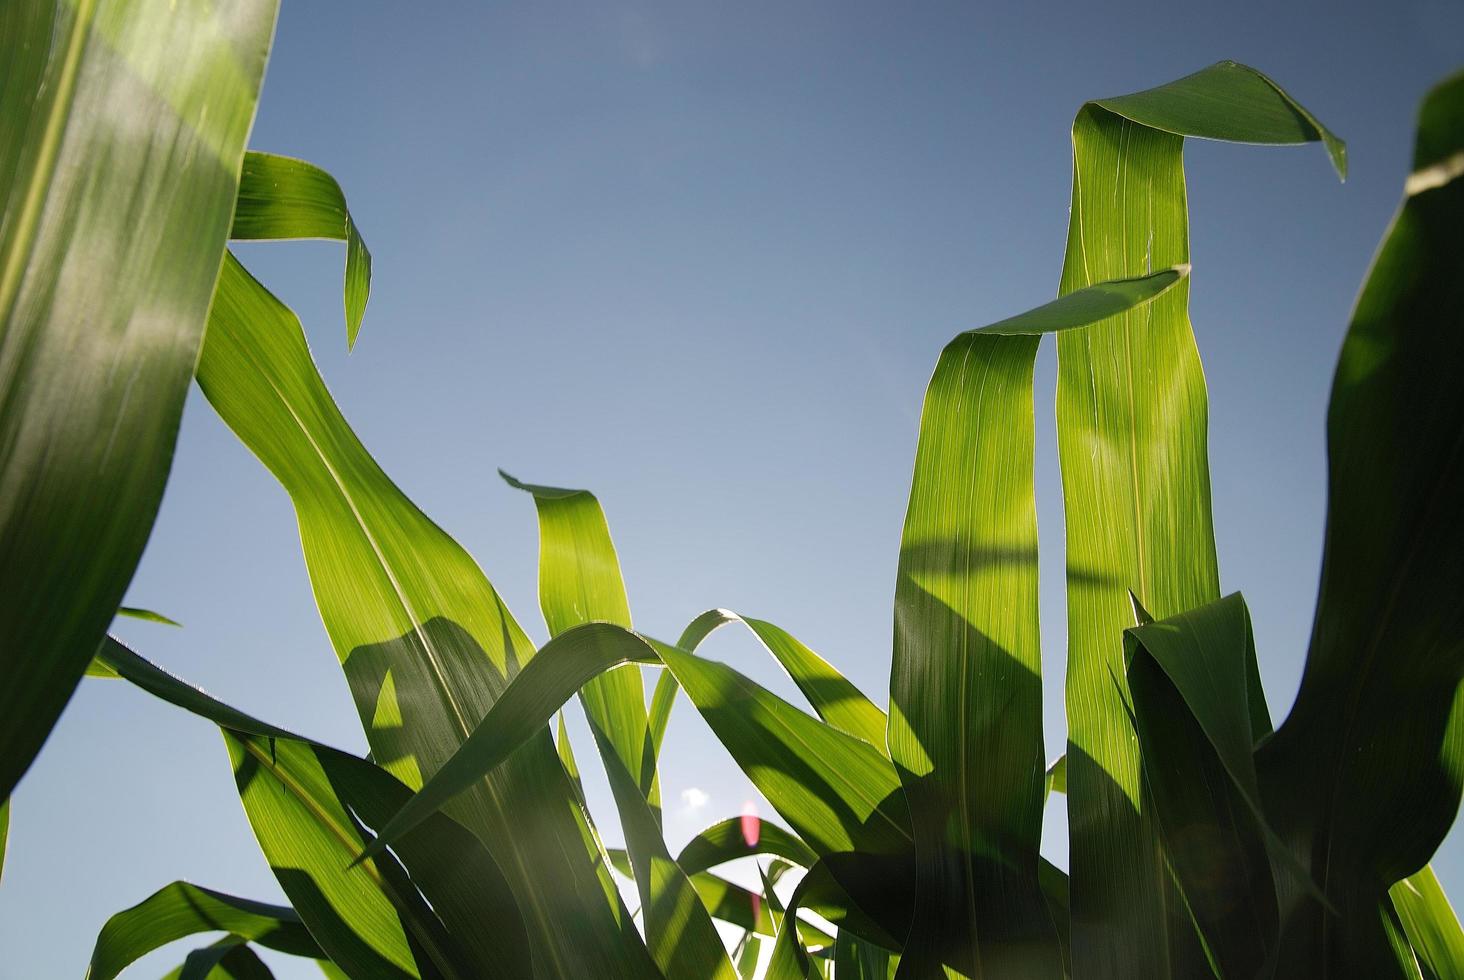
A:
[{"xmin": 680, "ymin": 787, "xmax": 710, "ymax": 812}]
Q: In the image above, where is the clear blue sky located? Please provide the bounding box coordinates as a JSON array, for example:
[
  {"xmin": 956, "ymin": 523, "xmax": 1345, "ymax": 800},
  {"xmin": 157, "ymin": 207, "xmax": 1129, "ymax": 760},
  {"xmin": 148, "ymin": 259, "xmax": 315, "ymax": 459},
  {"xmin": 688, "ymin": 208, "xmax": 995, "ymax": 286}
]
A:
[{"xmin": 5, "ymin": 1, "xmax": 1462, "ymax": 976}]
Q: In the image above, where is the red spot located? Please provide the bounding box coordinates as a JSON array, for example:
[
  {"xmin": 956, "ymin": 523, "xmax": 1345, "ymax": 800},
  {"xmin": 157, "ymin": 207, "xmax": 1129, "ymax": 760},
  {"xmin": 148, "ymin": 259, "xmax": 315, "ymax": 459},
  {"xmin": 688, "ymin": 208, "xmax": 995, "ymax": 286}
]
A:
[{"xmin": 740, "ymin": 800, "xmax": 761, "ymax": 847}]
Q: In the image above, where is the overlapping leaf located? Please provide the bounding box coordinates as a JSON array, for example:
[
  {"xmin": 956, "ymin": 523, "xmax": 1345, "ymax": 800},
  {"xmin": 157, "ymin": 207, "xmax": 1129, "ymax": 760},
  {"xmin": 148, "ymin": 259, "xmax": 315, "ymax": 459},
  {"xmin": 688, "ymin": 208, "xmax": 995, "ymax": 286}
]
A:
[
  {"xmin": 0, "ymin": 0, "xmax": 277, "ymax": 803},
  {"xmin": 93, "ymin": 637, "xmax": 532, "ymax": 980},
  {"xmin": 196, "ymin": 253, "xmax": 655, "ymax": 978},
  {"xmin": 1052, "ymin": 62, "xmax": 1342, "ymax": 976},
  {"xmin": 87, "ymin": 880, "xmax": 321, "ymax": 980},
  {"xmin": 889, "ymin": 267, "xmax": 1187, "ymax": 976}
]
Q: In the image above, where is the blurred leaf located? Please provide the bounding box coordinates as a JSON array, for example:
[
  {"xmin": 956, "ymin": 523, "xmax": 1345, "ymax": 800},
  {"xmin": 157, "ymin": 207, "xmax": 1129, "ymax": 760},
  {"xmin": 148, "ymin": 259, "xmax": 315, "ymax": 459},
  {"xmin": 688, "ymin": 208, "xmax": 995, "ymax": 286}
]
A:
[
  {"xmin": 116, "ymin": 606, "xmax": 182, "ymax": 627},
  {"xmin": 0, "ymin": 797, "xmax": 8, "ymax": 884},
  {"xmin": 1053, "ymin": 62, "xmax": 1341, "ymax": 975},
  {"xmin": 163, "ymin": 937, "xmax": 276, "ymax": 980},
  {"xmin": 0, "ymin": 0, "xmax": 277, "ymax": 803},
  {"xmin": 1044, "ymin": 755, "xmax": 1067, "ymax": 800},
  {"xmin": 1257, "ymin": 70, "xmax": 1464, "ymax": 974},
  {"xmin": 231, "ymin": 151, "xmax": 371, "ymax": 347},
  {"xmin": 196, "ymin": 252, "xmax": 656, "ymax": 978},
  {"xmin": 87, "ymin": 881, "xmax": 320, "ymax": 980}
]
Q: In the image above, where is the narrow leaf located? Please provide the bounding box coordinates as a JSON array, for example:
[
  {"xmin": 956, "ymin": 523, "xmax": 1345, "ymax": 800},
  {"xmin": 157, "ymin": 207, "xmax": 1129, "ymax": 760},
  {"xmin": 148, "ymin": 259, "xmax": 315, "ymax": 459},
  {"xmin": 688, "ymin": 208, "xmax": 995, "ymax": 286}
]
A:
[{"xmin": 1392, "ymin": 865, "xmax": 1464, "ymax": 980}]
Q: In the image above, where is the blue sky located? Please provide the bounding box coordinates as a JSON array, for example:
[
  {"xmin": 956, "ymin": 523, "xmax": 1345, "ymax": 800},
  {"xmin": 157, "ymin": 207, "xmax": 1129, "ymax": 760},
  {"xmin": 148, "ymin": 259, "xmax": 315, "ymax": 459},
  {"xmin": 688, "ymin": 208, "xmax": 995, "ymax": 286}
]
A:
[{"xmin": 4, "ymin": 1, "xmax": 1463, "ymax": 976}]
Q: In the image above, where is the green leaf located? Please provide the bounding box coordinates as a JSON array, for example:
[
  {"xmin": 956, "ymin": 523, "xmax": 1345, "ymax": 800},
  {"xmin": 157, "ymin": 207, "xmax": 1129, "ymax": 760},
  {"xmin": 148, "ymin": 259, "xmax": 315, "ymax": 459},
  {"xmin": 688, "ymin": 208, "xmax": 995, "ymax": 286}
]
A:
[
  {"xmin": 222, "ymin": 731, "xmax": 424, "ymax": 980},
  {"xmin": 116, "ymin": 606, "xmax": 182, "ymax": 627},
  {"xmin": 501, "ymin": 472, "xmax": 655, "ymax": 807},
  {"xmin": 1124, "ymin": 593, "xmax": 1280, "ymax": 976},
  {"xmin": 1257, "ymin": 70, "xmax": 1464, "ymax": 975},
  {"xmin": 0, "ymin": 797, "xmax": 8, "ymax": 884},
  {"xmin": 1392, "ymin": 865, "xmax": 1464, "ymax": 980},
  {"xmin": 1044, "ymin": 755, "xmax": 1067, "ymax": 800},
  {"xmin": 95, "ymin": 637, "xmax": 534, "ymax": 980},
  {"xmin": 163, "ymin": 937, "xmax": 276, "ymax": 980},
  {"xmin": 593, "ymin": 698, "xmax": 736, "ymax": 978},
  {"xmin": 679, "ymin": 609, "xmax": 888, "ymax": 752},
  {"xmin": 0, "ymin": 0, "xmax": 277, "ymax": 803},
  {"xmin": 196, "ymin": 253, "xmax": 656, "ymax": 978},
  {"xmin": 356, "ymin": 616, "xmax": 914, "ymax": 947},
  {"xmin": 87, "ymin": 881, "xmax": 321, "ymax": 980},
  {"xmin": 231, "ymin": 151, "xmax": 372, "ymax": 347},
  {"xmin": 676, "ymin": 816, "xmax": 818, "ymax": 876},
  {"xmin": 888, "ymin": 266, "xmax": 1187, "ymax": 976},
  {"xmin": 1053, "ymin": 62, "xmax": 1341, "ymax": 975}
]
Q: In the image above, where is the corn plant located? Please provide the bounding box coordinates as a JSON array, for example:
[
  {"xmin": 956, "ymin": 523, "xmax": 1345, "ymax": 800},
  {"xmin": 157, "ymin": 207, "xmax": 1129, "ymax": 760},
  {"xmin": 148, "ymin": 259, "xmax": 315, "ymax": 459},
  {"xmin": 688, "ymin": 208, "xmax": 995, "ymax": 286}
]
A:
[{"xmin": 4, "ymin": 3, "xmax": 1462, "ymax": 975}]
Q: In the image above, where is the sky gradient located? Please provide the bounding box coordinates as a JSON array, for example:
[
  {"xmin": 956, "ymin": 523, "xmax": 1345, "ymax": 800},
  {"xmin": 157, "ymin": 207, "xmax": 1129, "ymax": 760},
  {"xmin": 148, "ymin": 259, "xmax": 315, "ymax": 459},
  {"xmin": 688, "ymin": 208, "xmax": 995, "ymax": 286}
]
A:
[{"xmin": 4, "ymin": 1, "xmax": 1463, "ymax": 976}]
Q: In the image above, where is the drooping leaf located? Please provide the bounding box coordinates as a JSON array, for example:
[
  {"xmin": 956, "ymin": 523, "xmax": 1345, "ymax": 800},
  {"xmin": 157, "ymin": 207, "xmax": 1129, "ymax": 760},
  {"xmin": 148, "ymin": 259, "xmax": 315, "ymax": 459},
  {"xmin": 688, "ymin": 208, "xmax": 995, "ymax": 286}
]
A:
[
  {"xmin": 888, "ymin": 266, "xmax": 1187, "ymax": 976},
  {"xmin": 1392, "ymin": 865, "xmax": 1464, "ymax": 980},
  {"xmin": 679, "ymin": 609, "xmax": 887, "ymax": 752},
  {"xmin": 231, "ymin": 151, "xmax": 372, "ymax": 347},
  {"xmin": 0, "ymin": 0, "xmax": 277, "ymax": 804},
  {"xmin": 1256, "ymin": 70, "xmax": 1464, "ymax": 975},
  {"xmin": 1053, "ymin": 62, "xmax": 1341, "ymax": 975},
  {"xmin": 87, "ymin": 881, "xmax": 320, "ymax": 980},
  {"xmin": 676, "ymin": 816, "xmax": 818, "ymax": 876},
  {"xmin": 196, "ymin": 253, "xmax": 656, "ymax": 978},
  {"xmin": 94, "ymin": 637, "xmax": 533, "ymax": 980}
]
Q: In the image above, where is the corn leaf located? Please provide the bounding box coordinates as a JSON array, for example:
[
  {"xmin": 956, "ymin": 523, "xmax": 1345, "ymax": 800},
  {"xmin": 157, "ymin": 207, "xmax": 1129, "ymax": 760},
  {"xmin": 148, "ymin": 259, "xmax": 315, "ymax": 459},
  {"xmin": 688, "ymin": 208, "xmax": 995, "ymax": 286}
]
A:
[
  {"xmin": 162, "ymin": 937, "xmax": 276, "ymax": 980},
  {"xmin": 1256, "ymin": 70, "xmax": 1464, "ymax": 975},
  {"xmin": 231, "ymin": 151, "xmax": 372, "ymax": 347},
  {"xmin": 1053, "ymin": 62, "xmax": 1342, "ymax": 975},
  {"xmin": 0, "ymin": 0, "xmax": 277, "ymax": 803},
  {"xmin": 501, "ymin": 472, "xmax": 655, "ymax": 808},
  {"xmin": 1392, "ymin": 865, "xmax": 1464, "ymax": 980},
  {"xmin": 1123, "ymin": 593, "xmax": 1280, "ymax": 976},
  {"xmin": 679, "ymin": 609, "xmax": 887, "ymax": 752},
  {"xmin": 196, "ymin": 253, "xmax": 656, "ymax": 979},
  {"xmin": 594, "ymin": 710, "xmax": 736, "ymax": 978},
  {"xmin": 889, "ymin": 267, "xmax": 1187, "ymax": 976},
  {"xmin": 87, "ymin": 881, "xmax": 321, "ymax": 980},
  {"xmin": 94, "ymin": 637, "xmax": 534, "ymax": 980},
  {"xmin": 676, "ymin": 816, "xmax": 818, "ymax": 876},
  {"xmin": 116, "ymin": 606, "xmax": 182, "ymax": 627}
]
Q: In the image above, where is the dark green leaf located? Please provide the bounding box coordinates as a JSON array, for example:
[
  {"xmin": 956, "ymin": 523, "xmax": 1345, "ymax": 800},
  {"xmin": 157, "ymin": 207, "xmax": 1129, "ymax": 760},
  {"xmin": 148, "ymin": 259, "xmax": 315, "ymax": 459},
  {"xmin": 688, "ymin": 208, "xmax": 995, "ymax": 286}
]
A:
[{"xmin": 1258, "ymin": 70, "xmax": 1464, "ymax": 975}]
